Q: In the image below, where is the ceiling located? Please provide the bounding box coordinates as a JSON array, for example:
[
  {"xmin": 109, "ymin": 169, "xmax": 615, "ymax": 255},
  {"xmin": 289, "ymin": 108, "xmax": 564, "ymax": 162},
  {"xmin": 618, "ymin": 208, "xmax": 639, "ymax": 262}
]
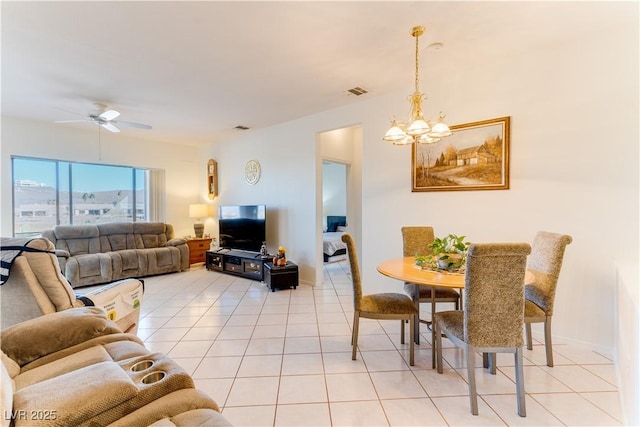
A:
[{"xmin": 1, "ymin": 1, "xmax": 634, "ymax": 146}]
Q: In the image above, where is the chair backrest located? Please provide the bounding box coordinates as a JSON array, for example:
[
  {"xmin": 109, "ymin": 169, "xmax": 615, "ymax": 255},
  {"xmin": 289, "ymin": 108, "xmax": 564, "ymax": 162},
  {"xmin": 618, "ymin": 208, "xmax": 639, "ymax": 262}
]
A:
[
  {"xmin": 526, "ymin": 231, "xmax": 573, "ymax": 314},
  {"xmin": 1, "ymin": 238, "xmax": 76, "ymax": 329},
  {"xmin": 341, "ymin": 233, "xmax": 362, "ymax": 311},
  {"xmin": 464, "ymin": 243, "xmax": 531, "ymax": 348},
  {"xmin": 401, "ymin": 226, "xmax": 435, "ymax": 257}
]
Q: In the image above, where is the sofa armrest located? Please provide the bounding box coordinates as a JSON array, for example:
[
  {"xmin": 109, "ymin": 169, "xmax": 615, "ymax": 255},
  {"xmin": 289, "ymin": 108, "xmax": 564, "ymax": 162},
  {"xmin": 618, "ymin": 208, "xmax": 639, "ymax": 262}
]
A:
[
  {"xmin": 52, "ymin": 249, "xmax": 70, "ymax": 274},
  {"xmin": 54, "ymin": 249, "xmax": 70, "ymax": 258},
  {"xmin": 167, "ymin": 237, "xmax": 187, "ymax": 246},
  {"xmin": 1, "ymin": 307, "xmax": 123, "ymax": 367},
  {"xmin": 108, "ymin": 389, "xmax": 230, "ymax": 427}
]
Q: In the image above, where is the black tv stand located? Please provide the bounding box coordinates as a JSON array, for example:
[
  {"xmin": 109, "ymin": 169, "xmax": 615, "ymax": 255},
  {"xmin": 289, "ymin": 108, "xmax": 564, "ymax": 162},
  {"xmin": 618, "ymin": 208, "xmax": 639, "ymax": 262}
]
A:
[{"xmin": 206, "ymin": 248, "xmax": 270, "ymax": 281}]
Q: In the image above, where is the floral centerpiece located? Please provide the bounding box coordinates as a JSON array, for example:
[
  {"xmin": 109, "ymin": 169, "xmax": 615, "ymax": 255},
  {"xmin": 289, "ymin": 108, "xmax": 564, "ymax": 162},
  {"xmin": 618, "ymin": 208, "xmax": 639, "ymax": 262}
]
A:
[{"xmin": 415, "ymin": 234, "xmax": 470, "ymax": 272}]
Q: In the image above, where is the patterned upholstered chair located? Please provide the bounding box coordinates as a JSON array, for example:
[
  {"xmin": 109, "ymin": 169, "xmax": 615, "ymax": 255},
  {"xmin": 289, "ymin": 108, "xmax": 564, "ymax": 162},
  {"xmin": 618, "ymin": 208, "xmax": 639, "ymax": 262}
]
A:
[
  {"xmin": 434, "ymin": 242, "xmax": 531, "ymax": 416},
  {"xmin": 402, "ymin": 226, "xmax": 460, "ymax": 344},
  {"xmin": 524, "ymin": 231, "xmax": 572, "ymax": 367},
  {"xmin": 342, "ymin": 233, "xmax": 418, "ymax": 366}
]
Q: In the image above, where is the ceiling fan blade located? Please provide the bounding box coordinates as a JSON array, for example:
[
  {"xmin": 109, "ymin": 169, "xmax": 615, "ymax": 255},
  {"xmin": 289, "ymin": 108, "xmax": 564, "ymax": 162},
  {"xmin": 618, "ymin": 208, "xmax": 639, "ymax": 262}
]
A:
[
  {"xmin": 101, "ymin": 122, "xmax": 120, "ymax": 133},
  {"xmin": 55, "ymin": 119, "xmax": 92, "ymax": 123},
  {"xmin": 99, "ymin": 109, "xmax": 120, "ymax": 121},
  {"xmin": 113, "ymin": 120, "xmax": 152, "ymax": 130}
]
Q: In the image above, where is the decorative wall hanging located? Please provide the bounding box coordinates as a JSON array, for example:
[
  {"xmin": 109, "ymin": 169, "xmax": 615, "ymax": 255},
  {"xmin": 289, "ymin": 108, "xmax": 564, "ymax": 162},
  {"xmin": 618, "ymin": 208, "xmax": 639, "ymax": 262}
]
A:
[
  {"xmin": 207, "ymin": 159, "xmax": 218, "ymax": 199},
  {"xmin": 412, "ymin": 116, "xmax": 510, "ymax": 192},
  {"xmin": 245, "ymin": 159, "xmax": 261, "ymax": 185}
]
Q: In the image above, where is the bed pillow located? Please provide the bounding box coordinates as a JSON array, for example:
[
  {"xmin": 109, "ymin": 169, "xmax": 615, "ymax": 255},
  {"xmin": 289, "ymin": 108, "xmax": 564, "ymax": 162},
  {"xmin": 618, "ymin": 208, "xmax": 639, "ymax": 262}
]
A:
[{"xmin": 336, "ymin": 226, "xmax": 347, "ymax": 232}]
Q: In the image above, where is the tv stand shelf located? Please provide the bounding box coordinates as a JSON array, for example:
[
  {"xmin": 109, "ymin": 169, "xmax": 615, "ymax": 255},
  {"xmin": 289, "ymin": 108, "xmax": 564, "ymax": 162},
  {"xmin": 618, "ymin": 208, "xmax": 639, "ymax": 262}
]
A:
[{"xmin": 206, "ymin": 249, "xmax": 270, "ymax": 281}]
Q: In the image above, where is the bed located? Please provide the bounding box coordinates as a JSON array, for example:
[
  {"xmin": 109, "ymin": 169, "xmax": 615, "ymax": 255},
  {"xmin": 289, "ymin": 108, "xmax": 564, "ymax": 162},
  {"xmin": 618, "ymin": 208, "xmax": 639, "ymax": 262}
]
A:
[{"xmin": 323, "ymin": 216, "xmax": 347, "ymax": 262}]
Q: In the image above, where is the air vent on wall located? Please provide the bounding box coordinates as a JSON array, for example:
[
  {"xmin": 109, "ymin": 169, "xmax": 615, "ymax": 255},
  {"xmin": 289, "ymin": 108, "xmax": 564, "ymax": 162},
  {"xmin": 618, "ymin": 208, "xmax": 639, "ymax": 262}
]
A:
[{"xmin": 346, "ymin": 87, "xmax": 368, "ymax": 96}]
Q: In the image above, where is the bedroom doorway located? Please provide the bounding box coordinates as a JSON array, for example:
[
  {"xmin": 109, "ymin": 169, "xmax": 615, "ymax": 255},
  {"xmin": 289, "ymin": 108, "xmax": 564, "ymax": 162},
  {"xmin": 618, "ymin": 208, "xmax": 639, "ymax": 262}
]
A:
[
  {"xmin": 322, "ymin": 161, "xmax": 348, "ymax": 263},
  {"xmin": 316, "ymin": 124, "xmax": 362, "ymax": 285}
]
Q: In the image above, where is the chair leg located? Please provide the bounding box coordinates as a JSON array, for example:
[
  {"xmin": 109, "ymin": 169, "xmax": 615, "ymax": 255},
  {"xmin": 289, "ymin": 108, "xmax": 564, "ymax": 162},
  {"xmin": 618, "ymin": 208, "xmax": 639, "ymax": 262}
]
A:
[
  {"xmin": 413, "ymin": 297, "xmax": 421, "ymax": 345},
  {"xmin": 400, "ymin": 319, "xmax": 405, "ymax": 345},
  {"xmin": 525, "ymin": 322, "xmax": 533, "ymax": 350},
  {"xmin": 467, "ymin": 345, "xmax": 478, "ymax": 415},
  {"xmin": 482, "ymin": 352, "xmax": 496, "ymax": 374},
  {"xmin": 544, "ymin": 317, "xmax": 554, "ymax": 367},
  {"xmin": 515, "ymin": 347, "xmax": 527, "ymax": 417},
  {"xmin": 409, "ymin": 315, "xmax": 415, "ymax": 366},
  {"xmin": 352, "ymin": 311, "xmax": 360, "ymax": 361},
  {"xmin": 435, "ymin": 318, "xmax": 443, "ymax": 374},
  {"xmin": 431, "ymin": 293, "xmax": 437, "ymax": 369}
]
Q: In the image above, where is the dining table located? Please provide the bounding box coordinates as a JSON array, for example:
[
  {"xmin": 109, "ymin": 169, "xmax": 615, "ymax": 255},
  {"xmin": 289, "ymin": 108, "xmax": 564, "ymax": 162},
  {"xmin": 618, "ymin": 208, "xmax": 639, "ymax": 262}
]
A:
[{"xmin": 377, "ymin": 256, "xmax": 535, "ymax": 368}]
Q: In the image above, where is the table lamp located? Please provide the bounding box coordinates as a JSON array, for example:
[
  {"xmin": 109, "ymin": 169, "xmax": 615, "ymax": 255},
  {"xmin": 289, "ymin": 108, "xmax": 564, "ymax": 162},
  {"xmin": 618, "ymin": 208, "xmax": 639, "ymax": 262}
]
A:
[{"xmin": 189, "ymin": 204, "xmax": 211, "ymax": 238}]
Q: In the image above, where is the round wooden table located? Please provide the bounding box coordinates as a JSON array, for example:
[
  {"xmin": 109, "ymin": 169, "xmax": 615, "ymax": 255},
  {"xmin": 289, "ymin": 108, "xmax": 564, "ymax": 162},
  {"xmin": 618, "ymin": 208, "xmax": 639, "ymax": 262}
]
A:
[
  {"xmin": 377, "ymin": 257, "xmax": 534, "ymax": 367},
  {"xmin": 377, "ymin": 257, "xmax": 466, "ymax": 288}
]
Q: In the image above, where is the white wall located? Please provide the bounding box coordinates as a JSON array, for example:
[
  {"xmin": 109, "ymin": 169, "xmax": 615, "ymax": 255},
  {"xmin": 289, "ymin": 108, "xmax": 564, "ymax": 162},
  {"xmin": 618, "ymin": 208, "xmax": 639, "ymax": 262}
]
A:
[
  {"xmin": 1, "ymin": 117, "xmax": 202, "ymax": 237},
  {"xmin": 206, "ymin": 23, "xmax": 638, "ymax": 357},
  {"xmin": 203, "ymin": 119, "xmax": 318, "ymax": 284},
  {"xmin": 616, "ymin": 262, "xmax": 639, "ymax": 425}
]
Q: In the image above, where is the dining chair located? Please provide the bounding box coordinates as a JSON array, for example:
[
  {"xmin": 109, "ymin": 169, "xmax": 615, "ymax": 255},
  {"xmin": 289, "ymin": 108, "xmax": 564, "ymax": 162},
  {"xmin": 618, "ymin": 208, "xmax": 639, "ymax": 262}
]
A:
[
  {"xmin": 342, "ymin": 233, "xmax": 417, "ymax": 365},
  {"xmin": 402, "ymin": 226, "xmax": 460, "ymax": 344},
  {"xmin": 434, "ymin": 242, "xmax": 531, "ymax": 416},
  {"xmin": 524, "ymin": 231, "xmax": 573, "ymax": 367}
]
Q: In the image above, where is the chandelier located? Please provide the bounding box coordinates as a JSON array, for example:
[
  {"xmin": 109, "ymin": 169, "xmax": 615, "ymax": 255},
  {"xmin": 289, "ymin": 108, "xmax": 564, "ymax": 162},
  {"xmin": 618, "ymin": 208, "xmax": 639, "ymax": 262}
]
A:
[{"xmin": 383, "ymin": 26, "xmax": 452, "ymax": 145}]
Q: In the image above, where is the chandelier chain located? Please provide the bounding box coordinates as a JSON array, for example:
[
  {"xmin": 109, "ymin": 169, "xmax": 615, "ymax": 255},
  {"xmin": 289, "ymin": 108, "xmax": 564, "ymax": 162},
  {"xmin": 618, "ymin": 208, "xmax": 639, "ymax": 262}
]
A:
[{"xmin": 414, "ymin": 29, "xmax": 420, "ymax": 93}]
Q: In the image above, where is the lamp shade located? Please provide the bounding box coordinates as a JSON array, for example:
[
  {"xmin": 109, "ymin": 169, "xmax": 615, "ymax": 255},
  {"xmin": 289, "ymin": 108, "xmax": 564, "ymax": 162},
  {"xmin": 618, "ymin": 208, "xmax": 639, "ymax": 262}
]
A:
[
  {"xmin": 383, "ymin": 120, "xmax": 407, "ymax": 142},
  {"xmin": 189, "ymin": 204, "xmax": 211, "ymax": 219},
  {"xmin": 429, "ymin": 121, "xmax": 453, "ymax": 138},
  {"xmin": 406, "ymin": 118, "xmax": 430, "ymax": 136}
]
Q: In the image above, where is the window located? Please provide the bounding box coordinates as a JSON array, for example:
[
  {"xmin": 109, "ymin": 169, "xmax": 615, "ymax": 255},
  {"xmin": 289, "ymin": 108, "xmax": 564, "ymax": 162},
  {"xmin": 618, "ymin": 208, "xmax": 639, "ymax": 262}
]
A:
[{"xmin": 12, "ymin": 157, "xmax": 154, "ymax": 237}]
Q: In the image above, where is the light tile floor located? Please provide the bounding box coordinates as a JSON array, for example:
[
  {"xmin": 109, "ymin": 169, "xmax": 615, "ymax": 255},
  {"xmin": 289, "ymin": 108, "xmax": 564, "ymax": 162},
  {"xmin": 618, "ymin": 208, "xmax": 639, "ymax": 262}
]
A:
[{"xmin": 136, "ymin": 261, "xmax": 621, "ymax": 426}]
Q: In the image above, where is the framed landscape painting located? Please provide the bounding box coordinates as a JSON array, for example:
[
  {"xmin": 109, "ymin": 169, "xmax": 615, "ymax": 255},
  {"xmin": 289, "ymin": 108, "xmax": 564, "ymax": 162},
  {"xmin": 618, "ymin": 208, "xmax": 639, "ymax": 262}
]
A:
[{"xmin": 412, "ymin": 116, "xmax": 510, "ymax": 192}]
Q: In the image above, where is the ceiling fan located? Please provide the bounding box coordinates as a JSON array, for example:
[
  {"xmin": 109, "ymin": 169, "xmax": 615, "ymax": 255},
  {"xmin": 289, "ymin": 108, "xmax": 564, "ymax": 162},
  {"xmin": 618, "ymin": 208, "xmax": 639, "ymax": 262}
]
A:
[{"xmin": 55, "ymin": 103, "xmax": 152, "ymax": 133}]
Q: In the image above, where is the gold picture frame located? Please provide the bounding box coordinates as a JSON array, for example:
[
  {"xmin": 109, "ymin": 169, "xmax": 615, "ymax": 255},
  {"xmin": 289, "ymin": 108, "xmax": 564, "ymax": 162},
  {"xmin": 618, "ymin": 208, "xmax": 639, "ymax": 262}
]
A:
[
  {"xmin": 412, "ymin": 116, "xmax": 510, "ymax": 192},
  {"xmin": 207, "ymin": 159, "xmax": 218, "ymax": 199}
]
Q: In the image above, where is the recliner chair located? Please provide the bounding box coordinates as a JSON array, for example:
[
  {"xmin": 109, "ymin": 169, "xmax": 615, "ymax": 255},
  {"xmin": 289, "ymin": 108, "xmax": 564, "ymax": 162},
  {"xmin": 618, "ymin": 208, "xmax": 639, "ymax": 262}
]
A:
[
  {"xmin": 1, "ymin": 307, "xmax": 231, "ymax": 426},
  {"xmin": 1, "ymin": 237, "xmax": 143, "ymax": 333}
]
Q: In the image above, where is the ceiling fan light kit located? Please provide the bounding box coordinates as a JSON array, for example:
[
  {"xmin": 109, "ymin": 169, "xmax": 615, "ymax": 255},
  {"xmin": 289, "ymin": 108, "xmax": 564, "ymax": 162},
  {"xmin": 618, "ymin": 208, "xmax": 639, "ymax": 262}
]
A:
[
  {"xmin": 55, "ymin": 102, "xmax": 152, "ymax": 133},
  {"xmin": 383, "ymin": 25, "xmax": 452, "ymax": 146}
]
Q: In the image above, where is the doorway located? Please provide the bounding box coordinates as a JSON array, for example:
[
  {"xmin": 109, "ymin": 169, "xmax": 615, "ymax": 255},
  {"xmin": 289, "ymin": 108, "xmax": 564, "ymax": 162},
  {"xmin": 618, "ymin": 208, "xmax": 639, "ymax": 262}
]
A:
[
  {"xmin": 316, "ymin": 125, "xmax": 362, "ymax": 284},
  {"xmin": 322, "ymin": 161, "xmax": 348, "ymax": 263}
]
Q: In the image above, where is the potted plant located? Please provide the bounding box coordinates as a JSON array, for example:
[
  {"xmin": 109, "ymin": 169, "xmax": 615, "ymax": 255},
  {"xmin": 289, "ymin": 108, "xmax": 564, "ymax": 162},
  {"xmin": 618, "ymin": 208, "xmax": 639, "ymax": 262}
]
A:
[{"xmin": 431, "ymin": 234, "xmax": 469, "ymax": 270}]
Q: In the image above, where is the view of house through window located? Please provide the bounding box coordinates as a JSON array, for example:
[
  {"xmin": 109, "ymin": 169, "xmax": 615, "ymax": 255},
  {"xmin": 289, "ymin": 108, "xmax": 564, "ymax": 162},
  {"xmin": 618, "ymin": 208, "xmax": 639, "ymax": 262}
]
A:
[{"xmin": 12, "ymin": 157, "xmax": 150, "ymax": 237}]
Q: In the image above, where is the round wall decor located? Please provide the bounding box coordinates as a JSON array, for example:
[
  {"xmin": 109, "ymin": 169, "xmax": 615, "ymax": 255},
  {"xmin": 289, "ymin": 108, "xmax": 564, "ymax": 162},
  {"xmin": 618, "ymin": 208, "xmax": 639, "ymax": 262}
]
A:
[{"xmin": 244, "ymin": 159, "xmax": 261, "ymax": 185}]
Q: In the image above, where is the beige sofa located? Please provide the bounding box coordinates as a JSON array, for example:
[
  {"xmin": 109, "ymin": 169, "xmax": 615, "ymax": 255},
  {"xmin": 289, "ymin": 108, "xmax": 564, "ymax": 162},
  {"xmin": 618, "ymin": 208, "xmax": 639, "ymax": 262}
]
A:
[
  {"xmin": 0, "ymin": 307, "xmax": 232, "ymax": 427},
  {"xmin": 1, "ymin": 237, "xmax": 143, "ymax": 333},
  {"xmin": 42, "ymin": 222, "xmax": 188, "ymax": 288}
]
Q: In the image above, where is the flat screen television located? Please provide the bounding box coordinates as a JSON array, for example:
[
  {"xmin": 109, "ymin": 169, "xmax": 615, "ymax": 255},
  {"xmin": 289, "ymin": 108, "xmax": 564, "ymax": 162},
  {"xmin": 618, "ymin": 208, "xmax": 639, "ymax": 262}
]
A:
[{"xmin": 218, "ymin": 205, "xmax": 266, "ymax": 252}]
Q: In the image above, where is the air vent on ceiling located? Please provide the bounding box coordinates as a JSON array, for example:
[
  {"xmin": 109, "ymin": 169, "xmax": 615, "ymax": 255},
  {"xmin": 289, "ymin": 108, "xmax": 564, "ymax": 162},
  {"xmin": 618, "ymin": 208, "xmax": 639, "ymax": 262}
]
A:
[
  {"xmin": 346, "ymin": 87, "xmax": 368, "ymax": 96},
  {"xmin": 234, "ymin": 125, "xmax": 250, "ymax": 130}
]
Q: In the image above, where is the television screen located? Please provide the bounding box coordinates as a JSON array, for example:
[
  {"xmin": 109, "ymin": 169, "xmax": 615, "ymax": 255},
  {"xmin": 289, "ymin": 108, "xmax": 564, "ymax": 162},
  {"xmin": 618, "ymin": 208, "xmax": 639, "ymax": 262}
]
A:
[{"xmin": 218, "ymin": 205, "xmax": 266, "ymax": 252}]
